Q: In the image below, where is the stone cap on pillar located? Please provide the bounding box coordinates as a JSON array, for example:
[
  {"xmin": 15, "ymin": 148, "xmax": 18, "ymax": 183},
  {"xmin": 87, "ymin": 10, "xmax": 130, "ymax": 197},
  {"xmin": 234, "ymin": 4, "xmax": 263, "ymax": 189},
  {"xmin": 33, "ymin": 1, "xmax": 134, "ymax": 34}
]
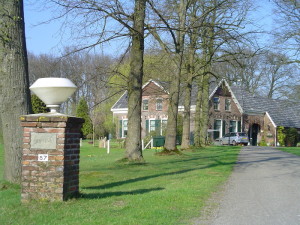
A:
[{"xmin": 20, "ymin": 113, "xmax": 85, "ymax": 125}]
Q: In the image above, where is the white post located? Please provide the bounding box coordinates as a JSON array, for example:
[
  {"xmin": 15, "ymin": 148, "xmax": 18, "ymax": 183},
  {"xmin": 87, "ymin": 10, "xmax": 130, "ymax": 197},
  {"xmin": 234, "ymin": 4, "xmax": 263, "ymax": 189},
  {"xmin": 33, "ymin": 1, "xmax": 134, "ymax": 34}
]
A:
[
  {"xmin": 80, "ymin": 138, "xmax": 82, "ymax": 147},
  {"xmin": 142, "ymin": 139, "xmax": 144, "ymax": 151},
  {"xmin": 151, "ymin": 138, "xmax": 153, "ymax": 148},
  {"xmin": 104, "ymin": 137, "xmax": 107, "ymax": 148},
  {"xmin": 93, "ymin": 123, "xmax": 95, "ymax": 147},
  {"xmin": 107, "ymin": 140, "xmax": 110, "ymax": 154}
]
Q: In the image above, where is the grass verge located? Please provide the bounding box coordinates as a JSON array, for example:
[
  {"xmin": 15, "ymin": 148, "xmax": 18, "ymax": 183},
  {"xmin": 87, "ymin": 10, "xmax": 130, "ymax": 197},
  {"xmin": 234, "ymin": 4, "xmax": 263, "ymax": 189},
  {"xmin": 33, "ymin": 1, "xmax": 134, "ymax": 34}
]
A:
[
  {"xmin": 0, "ymin": 141, "xmax": 240, "ymax": 225},
  {"xmin": 277, "ymin": 147, "xmax": 300, "ymax": 156}
]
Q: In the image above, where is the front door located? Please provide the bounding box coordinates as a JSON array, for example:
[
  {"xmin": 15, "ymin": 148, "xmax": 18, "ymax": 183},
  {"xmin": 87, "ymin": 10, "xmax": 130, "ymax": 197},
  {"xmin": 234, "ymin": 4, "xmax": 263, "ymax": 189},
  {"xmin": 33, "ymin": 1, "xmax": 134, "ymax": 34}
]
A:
[{"xmin": 249, "ymin": 124, "xmax": 260, "ymax": 146}]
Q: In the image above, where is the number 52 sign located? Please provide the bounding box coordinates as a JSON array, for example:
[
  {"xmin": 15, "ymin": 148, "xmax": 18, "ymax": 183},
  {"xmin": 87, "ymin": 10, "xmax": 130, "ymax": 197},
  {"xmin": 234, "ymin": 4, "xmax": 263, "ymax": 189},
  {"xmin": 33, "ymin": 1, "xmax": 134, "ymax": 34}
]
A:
[{"xmin": 38, "ymin": 154, "xmax": 49, "ymax": 162}]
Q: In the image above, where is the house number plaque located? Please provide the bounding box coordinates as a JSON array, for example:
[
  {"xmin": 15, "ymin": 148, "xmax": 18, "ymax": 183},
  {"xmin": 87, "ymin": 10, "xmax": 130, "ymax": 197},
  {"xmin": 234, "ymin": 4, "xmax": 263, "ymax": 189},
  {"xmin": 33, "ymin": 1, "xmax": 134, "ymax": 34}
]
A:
[
  {"xmin": 31, "ymin": 133, "xmax": 56, "ymax": 150},
  {"xmin": 38, "ymin": 154, "xmax": 48, "ymax": 162}
]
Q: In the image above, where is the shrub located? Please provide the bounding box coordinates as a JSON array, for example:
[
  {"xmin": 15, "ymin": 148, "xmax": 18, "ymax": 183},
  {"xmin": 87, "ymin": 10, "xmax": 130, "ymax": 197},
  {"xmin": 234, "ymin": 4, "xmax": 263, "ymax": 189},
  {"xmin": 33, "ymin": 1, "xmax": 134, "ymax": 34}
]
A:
[
  {"xmin": 285, "ymin": 128, "xmax": 298, "ymax": 147},
  {"xmin": 277, "ymin": 126, "xmax": 286, "ymax": 146},
  {"xmin": 258, "ymin": 136, "xmax": 268, "ymax": 146},
  {"xmin": 86, "ymin": 133, "xmax": 93, "ymax": 140},
  {"xmin": 76, "ymin": 97, "xmax": 93, "ymax": 138},
  {"xmin": 31, "ymin": 94, "xmax": 49, "ymax": 114}
]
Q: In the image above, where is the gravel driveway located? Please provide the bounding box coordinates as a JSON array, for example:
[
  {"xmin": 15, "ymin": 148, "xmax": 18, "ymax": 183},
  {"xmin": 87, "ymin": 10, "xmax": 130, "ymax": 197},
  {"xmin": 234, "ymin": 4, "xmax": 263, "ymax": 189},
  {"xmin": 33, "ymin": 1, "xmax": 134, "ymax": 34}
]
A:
[{"xmin": 195, "ymin": 146, "xmax": 300, "ymax": 225}]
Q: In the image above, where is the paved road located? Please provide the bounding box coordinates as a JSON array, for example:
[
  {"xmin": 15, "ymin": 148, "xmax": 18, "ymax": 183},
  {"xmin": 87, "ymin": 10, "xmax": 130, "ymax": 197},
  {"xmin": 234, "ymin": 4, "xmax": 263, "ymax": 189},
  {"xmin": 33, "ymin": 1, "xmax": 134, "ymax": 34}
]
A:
[{"xmin": 197, "ymin": 146, "xmax": 300, "ymax": 225}]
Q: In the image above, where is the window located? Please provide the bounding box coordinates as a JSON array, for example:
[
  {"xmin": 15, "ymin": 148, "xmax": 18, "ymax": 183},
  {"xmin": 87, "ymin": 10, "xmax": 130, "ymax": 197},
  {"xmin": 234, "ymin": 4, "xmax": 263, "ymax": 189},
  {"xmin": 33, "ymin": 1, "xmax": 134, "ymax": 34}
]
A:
[
  {"xmin": 213, "ymin": 97, "xmax": 220, "ymax": 110},
  {"xmin": 229, "ymin": 120, "xmax": 237, "ymax": 133},
  {"xmin": 122, "ymin": 119, "xmax": 128, "ymax": 138},
  {"xmin": 142, "ymin": 99, "xmax": 148, "ymax": 110},
  {"xmin": 146, "ymin": 119, "xmax": 167, "ymax": 135},
  {"xmin": 214, "ymin": 119, "xmax": 222, "ymax": 139},
  {"xmin": 161, "ymin": 120, "xmax": 167, "ymax": 135},
  {"xmin": 150, "ymin": 120, "xmax": 157, "ymax": 132},
  {"xmin": 225, "ymin": 99, "xmax": 231, "ymax": 111},
  {"xmin": 156, "ymin": 99, "xmax": 163, "ymax": 111}
]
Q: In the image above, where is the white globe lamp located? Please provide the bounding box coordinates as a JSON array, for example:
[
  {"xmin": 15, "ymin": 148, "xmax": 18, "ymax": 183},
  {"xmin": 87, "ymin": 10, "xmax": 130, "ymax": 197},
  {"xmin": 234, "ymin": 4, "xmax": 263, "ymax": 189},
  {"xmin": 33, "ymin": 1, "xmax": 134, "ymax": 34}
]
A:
[{"xmin": 30, "ymin": 78, "xmax": 77, "ymax": 113}]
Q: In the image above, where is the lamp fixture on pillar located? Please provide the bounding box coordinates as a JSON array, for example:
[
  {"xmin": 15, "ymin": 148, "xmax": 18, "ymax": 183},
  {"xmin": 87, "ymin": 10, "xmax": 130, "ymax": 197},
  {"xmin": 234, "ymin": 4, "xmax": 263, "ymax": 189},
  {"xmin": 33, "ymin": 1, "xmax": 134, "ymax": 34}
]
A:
[{"xmin": 30, "ymin": 78, "xmax": 77, "ymax": 113}]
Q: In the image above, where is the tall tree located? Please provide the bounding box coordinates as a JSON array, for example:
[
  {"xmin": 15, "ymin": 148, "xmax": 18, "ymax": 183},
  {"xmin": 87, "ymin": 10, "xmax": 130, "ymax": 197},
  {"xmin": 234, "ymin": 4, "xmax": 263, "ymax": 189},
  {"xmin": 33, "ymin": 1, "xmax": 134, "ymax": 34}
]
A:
[
  {"xmin": 76, "ymin": 97, "xmax": 93, "ymax": 138},
  {"xmin": 273, "ymin": 0, "xmax": 300, "ymax": 61},
  {"xmin": 0, "ymin": 0, "xmax": 32, "ymax": 183},
  {"xmin": 125, "ymin": 0, "xmax": 146, "ymax": 161},
  {"xmin": 147, "ymin": 0, "xmax": 189, "ymax": 152},
  {"xmin": 47, "ymin": 0, "xmax": 146, "ymax": 161}
]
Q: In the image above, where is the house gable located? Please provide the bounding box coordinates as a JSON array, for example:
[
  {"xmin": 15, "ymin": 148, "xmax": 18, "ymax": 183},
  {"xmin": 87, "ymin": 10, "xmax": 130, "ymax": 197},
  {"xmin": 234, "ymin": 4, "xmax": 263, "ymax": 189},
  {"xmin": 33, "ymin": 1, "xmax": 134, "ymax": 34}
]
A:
[
  {"xmin": 142, "ymin": 80, "xmax": 169, "ymax": 97},
  {"xmin": 209, "ymin": 79, "xmax": 243, "ymax": 114}
]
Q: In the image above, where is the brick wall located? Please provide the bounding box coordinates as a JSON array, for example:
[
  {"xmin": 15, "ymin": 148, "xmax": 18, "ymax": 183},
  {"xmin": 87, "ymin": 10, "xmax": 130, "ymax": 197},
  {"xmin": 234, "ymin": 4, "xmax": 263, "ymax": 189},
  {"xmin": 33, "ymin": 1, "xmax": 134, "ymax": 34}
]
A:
[{"xmin": 20, "ymin": 115, "xmax": 84, "ymax": 202}]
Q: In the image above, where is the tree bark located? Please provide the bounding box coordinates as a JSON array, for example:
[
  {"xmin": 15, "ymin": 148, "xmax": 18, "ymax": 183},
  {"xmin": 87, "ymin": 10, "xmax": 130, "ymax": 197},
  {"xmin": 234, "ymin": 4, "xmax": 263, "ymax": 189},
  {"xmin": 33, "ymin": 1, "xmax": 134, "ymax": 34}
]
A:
[
  {"xmin": 163, "ymin": 0, "xmax": 187, "ymax": 151},
  {"xmin": 194, "ymin": 75, "xmax": 204, "ymax": 147},
  {"xmin": 125, "ymin": 0, "xmax": 146, "ymax": 161},
  {"xmin": 0, "ymin": 0, "xmax": 32, "ymax": 183},
  {"xmin": 199, "ymin": 75, "xmax": 209, "ymax": 145},
  {"xmin": 181, "ymin": 80, "xmax": 192, "ymax": 149}
]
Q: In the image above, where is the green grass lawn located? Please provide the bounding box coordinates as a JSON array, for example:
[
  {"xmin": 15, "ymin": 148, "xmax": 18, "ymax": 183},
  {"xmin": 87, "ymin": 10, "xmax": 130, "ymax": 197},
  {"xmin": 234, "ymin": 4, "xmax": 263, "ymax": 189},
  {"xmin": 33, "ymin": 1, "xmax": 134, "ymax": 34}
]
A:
[
  {"xmin": 0, "ymin": 141, "xmax": 240, "ymax": 225},
  {"xmin": 278, "ymin": 147, "xmax": 300, "ymax": 156}
]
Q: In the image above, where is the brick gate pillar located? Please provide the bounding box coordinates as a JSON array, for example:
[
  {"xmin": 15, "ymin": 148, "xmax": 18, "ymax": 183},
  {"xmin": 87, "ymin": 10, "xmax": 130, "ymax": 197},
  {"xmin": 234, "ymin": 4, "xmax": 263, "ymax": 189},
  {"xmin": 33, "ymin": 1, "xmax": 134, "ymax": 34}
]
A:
[{"xmin": 20, "ymin": 114, "xmax": 84, "ymax": 202}]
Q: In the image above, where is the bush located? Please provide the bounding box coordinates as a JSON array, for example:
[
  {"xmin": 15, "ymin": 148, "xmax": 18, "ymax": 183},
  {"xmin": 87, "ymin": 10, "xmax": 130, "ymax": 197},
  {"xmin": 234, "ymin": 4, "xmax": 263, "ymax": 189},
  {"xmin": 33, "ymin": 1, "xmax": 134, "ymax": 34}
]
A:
[
  {"xmin": 277, "ymin": 126, "xmax": 286, "ymax": 146},
  {"xmin": 86, "ymin": 133, "xmax": 93, "ymax": 140},
  {"xmin": 76, "ymin": 97, "xmax": 93, "ymax": 138},
  {"xmin": 285, "ymin": 128, "xmax": 298, "ymax": 147},
  {"xmin": 258, "ymin": 136, "xmax": 268, "ymax": 146},
  {"xmin": 31, "ymin": 94, "xmax": 49, "ymax": 114}
]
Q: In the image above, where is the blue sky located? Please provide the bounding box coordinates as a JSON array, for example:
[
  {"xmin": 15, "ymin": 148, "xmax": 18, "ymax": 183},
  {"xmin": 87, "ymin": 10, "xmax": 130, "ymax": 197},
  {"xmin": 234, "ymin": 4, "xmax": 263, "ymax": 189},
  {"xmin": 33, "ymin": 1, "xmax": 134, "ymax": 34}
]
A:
[{"xmin": 24, "ymin": 0, "xmax": 275, "ymax": 56}]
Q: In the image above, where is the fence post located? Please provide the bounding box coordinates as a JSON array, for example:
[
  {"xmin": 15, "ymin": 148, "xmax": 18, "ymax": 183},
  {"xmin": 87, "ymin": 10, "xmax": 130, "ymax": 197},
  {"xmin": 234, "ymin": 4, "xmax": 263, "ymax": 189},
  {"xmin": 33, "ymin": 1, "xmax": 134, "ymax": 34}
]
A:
[{"xmin": 107, "ymin": 140, "xmax": 110, "ymax": 154}]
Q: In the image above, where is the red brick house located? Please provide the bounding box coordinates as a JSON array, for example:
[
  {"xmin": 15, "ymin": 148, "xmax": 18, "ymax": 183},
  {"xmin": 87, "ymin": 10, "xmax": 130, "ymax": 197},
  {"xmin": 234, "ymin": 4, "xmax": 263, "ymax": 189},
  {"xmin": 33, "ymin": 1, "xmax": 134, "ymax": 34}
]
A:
[
  {"xmin": 111, "ymin": 80, "xmax": 169, "ymax": 139},
  {"xmin": 209, "ymin": 79, "xmax": 300, "ymax": 146},
  {"xmin": 112, "ymin": 79, "xmax": 300, "ymax": 146}
]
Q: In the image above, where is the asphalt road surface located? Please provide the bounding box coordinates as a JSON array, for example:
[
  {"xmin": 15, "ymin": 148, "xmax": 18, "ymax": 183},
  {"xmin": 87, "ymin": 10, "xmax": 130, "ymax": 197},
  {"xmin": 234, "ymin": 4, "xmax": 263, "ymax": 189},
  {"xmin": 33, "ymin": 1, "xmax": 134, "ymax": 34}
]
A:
[{"xmin": 196, "ymin": 146, "xmax": 300, "ymax": 225}]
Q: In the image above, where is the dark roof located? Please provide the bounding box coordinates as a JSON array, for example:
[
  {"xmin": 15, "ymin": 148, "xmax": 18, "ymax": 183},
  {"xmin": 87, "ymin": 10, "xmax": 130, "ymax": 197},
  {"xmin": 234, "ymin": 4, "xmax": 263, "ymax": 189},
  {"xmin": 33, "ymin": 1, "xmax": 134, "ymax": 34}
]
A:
[
  {"xmin": 111, "ymin": 92, "xmax": 128, "ymax": 109},
  {"xmin": 231, "ymin": 85, "xmax": 300, "ymax": 128},
  {"xmin": 111, "ymin": 80, "xmax": 169, "ymax": 110},
  {"xmin": 112, "ymin": 79, "xmax": 300, "ymax": 128}
]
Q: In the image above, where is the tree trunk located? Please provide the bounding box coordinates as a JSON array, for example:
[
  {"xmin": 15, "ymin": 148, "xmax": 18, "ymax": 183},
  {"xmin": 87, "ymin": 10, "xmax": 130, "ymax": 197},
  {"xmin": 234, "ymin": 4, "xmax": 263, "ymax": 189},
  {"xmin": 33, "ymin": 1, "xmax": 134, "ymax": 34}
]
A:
[
  {"xmin": 164, "ymin": 70, "xmax": 181, "ymax": 151},
  {"xmin": 0, "ymin": 0, "xmax": 32, "ymax": 183},
  {"xmin": 194, "ymin": 75, "xmax": 204, "ymax": 147},
  {"xmin": 125, "ymin": 0, "xmax": 146, "ymax": 161},
  {"xmin": 181, "ymin": 79, "xmax": 192, "ymax": 149},
  {"xmin": 0, "ymin": 117, "xmax": 3, "ymax": 144},
  {"xmin": 163, "ymin": 0, "xmax": 187, "ymax": 151},
  {"xmin": 199, "ymin": 75, "xmax": 209, "ymax": 145}
]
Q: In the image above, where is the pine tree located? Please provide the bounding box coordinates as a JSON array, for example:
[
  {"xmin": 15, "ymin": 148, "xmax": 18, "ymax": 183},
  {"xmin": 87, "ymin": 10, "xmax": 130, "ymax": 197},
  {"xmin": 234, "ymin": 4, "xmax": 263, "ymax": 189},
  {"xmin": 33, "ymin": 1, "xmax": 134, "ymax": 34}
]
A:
[
  {"xmin": 76, "ymin": 97, "xmax": 92, "ymax": 138},
  {"xmin": 31, "ymin": 95, "xmax": 49, "ymax": 114}
]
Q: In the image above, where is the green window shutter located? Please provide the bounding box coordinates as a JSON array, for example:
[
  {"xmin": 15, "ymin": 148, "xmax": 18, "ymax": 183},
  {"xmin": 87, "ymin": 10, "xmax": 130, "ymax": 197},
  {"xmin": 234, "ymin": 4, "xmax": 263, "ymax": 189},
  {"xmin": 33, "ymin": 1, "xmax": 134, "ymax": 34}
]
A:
[
  {"xmin": 119, "ymin": 120, "xmax": 122, "ymax": 138},
  {"xmin": 146, "ymin": 120, "xmax": 149, "ymax": 135},
  {"xmin": 238, "ymin": 121, "xmax": 241, "ymax": 132}
]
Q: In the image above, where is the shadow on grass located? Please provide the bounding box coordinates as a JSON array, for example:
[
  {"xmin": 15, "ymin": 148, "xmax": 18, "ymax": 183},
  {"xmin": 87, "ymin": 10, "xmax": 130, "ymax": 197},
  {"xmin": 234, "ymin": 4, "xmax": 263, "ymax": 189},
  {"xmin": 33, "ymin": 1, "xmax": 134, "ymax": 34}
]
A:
[
  {"xmin": 81, "ymin": 187, "xmax": 164, "ymax": 199},
  {"xmin": 85, "ymin": 160, "xmax": 236, "ymax": 190}
]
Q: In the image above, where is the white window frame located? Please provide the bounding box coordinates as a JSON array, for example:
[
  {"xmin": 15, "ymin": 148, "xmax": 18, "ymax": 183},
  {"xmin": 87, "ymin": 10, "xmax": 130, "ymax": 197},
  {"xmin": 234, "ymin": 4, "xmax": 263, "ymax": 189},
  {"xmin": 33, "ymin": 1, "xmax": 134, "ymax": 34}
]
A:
[
  {"xmin": 156, "ymin": 98, "xmax": 163, "ymax": 111},
  {"xmin": 229, "ymin": 120, "xmax": 238, "ymax": 133},
  {"xmin": 214, "ymin": 119, "xmax": 222, "ymax": 138},
  {"xmin": 122, "ymin": 119, "xmax": 128, "ymax": 138},
  {"xmin": 142, "ymin": 99, "xmax": 149, "ymax": 111},
  {"xmin": 149, "ymin": 119, "xmax": 157, "ymax": 132},
  {"xmin": 225, "ymin": 99, "xmax": 231, "ymax": 111},
  {"xmin": 148, "ymin": 118, "xmax": 168, "ymax": 135},
  {"xmin": 213, "ymin": 97, "xmax": 220, "ymax": 110},
  {"xmin": 161, "ymin": 119, "xmax": 168, "ymax": 135}
]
